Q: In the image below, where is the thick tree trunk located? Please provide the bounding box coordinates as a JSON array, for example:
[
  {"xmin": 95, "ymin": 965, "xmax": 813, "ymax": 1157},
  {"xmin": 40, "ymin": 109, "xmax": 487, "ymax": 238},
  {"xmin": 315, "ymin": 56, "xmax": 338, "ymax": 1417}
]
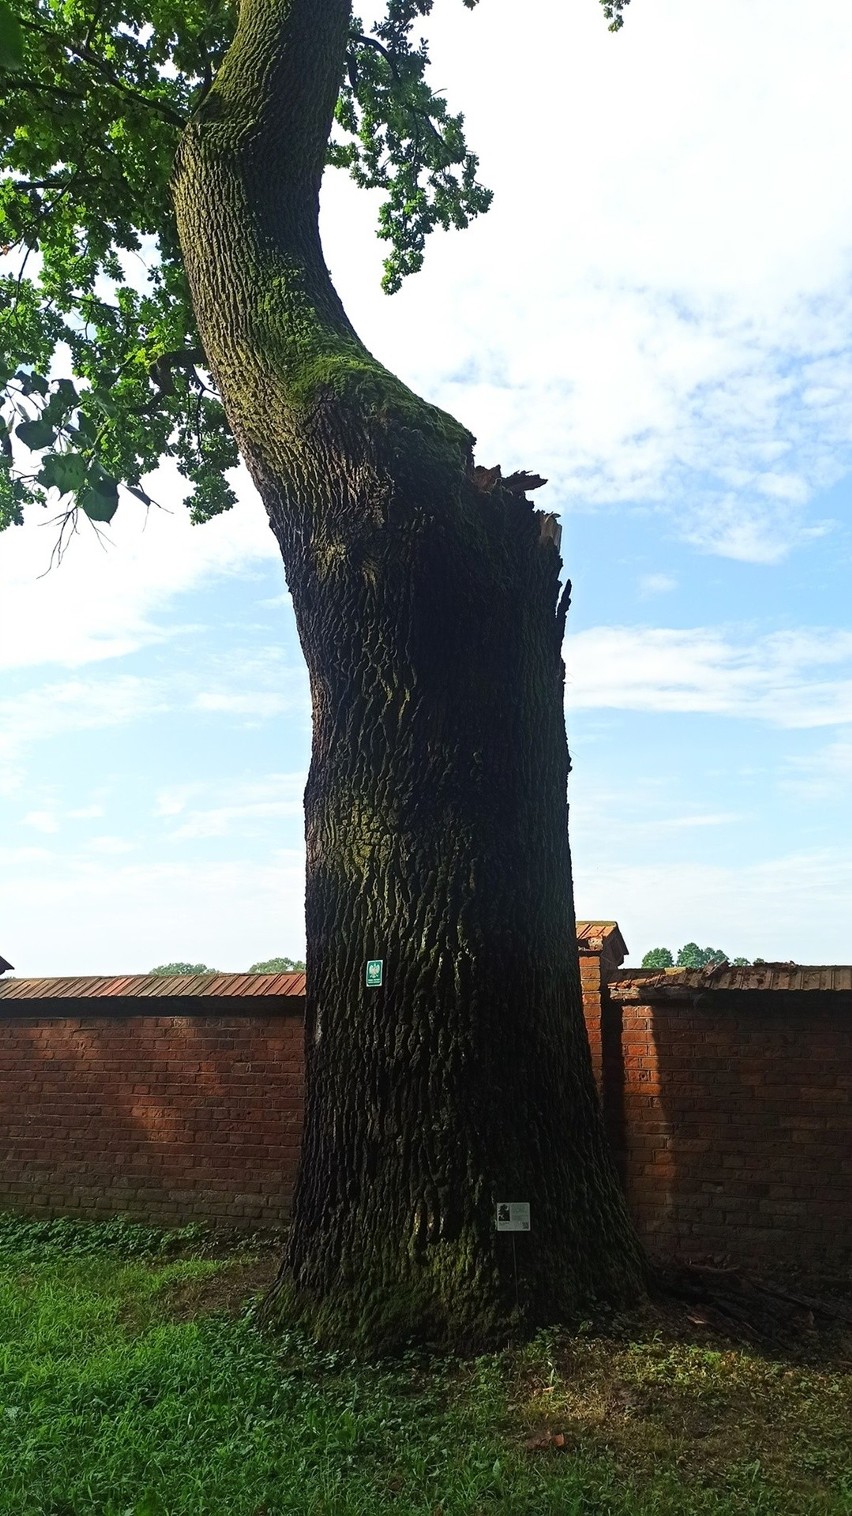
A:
[{"xmin": 172, "ymin": 0, "xmax": 645, "ymax": 1347}]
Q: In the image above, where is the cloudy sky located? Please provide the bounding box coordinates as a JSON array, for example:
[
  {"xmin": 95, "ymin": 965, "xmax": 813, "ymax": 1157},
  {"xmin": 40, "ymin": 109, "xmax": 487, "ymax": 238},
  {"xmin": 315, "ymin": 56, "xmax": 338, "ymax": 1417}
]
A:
[{"xmin": 3, "ymin": 0, "xmax": 852, "ymax": 974}]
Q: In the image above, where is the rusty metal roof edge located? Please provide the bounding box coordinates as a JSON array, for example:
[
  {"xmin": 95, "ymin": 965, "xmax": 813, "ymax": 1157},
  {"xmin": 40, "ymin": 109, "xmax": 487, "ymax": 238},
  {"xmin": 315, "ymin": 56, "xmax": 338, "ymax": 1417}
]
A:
[
  {"xmin": 610, "ymin": 963, "xmax": 852, "ymax": 998},
  {"xmin": 0, "ymin": 970, "xmax": 307, "ymax": 1002}
]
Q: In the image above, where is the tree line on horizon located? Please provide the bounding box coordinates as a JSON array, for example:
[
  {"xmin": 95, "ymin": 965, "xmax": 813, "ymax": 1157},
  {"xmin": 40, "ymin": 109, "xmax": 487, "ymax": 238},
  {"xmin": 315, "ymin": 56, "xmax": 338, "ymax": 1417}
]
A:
[
  {"xmin": 149, "ymin": 958, "xmax": 306, "ymax": 976},
  {"xmin": 153, "ymin": 946, "xmax": 765, "ymax": 975},
  {"xmin": 641, "ymin": 943, "xmax": 765, "ymax": 969}
]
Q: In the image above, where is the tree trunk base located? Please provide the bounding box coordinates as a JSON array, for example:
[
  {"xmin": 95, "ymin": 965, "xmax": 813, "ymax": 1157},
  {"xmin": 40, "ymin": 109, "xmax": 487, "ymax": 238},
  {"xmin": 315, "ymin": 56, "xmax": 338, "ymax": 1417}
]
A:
[{"xmin": 259, "ymin": 1236, "xmax": 646, "ymax": 1356}]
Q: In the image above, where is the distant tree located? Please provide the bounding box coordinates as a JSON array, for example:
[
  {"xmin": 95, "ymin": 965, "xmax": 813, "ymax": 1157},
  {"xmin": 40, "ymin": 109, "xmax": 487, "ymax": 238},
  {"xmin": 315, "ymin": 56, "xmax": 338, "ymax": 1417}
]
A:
[
  {"xmin": 641, "ymin": 948, "xmax": 674, "ymax": 969},
  {"xmin": 731, "ymin": 957, "xmax": 750, "ymax": 966},
  {"xmin": 676, "ymin": 944, "xmax": 728, "ymax": 969},
  {"xmin": 250, "ymin": 956, "xmax": 306, "ymax": 973},
  {"xmin": 150, "ymin": 962, "xmax": 216, "ymax": 976}
]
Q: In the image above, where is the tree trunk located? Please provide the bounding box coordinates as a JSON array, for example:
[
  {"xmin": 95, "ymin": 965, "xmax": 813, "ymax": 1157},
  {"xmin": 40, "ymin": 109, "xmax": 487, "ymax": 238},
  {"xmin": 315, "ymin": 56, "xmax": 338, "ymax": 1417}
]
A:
[{"xmin": 172, "ymin": 0, "xmax": 645, "ymax": 1348}]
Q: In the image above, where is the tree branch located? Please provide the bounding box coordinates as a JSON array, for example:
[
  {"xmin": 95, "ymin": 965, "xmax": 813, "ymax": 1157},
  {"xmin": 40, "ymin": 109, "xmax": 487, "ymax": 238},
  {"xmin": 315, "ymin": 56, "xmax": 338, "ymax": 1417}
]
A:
[
  {"xmin": 354, "ymin": 34, "xmax": 399, "ymax": 78},
  {"xmin": 149, "ymin": 347, "xmax": 207, "ymax": 393},
  {"xmin": 1, "ymin": 77, "xmax": 88, "ymax": 104},
  {"xmin": 17, "ymin": 13, "xmax": 187, "ymax": 129}
]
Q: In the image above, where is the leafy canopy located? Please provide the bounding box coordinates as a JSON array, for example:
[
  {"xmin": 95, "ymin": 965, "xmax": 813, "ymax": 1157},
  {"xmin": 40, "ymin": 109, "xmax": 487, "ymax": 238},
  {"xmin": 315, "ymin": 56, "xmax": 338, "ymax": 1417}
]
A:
[
  {"xmin": 148, "ymin": 958, "xmax": 305, "ymax": 973},
  {"xmin": 641, "ymin": 944, "xmax": 754, "ymax": 969},
  {"xmin": 0, "ymin": 0, "xmax": 626, "ymax": 539},
  {"xmin": 640, "ymin": 947, "xmax": 674, "ymax": 970},
  {"xmin": 249, "ymin": 956, "xmax": 306, "ymax": 973},
  {"xmin": 149, "ymin": 961, "xmax": 218, "ymax": 976}
]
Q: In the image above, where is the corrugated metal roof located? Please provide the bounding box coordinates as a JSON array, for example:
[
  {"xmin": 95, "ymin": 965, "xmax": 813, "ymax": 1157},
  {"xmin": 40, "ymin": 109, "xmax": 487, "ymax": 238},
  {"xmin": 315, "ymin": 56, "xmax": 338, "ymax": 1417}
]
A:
[
  {"xmin": 0, "ymin": 971, "xmax": 306, "ymax": 1002},
  {"xmin": 612, "ymin": 963, "xmax": 852, "ymax": 998},
  {"xmin": 0, "ymin": 925, "xmax": 626, "ymax": 1003}
]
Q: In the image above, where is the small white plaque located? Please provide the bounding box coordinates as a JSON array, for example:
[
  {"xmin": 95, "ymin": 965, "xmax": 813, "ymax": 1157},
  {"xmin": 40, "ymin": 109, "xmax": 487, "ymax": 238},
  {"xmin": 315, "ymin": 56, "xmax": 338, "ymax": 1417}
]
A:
[{"xmin": 496, "ymin": 1201, "xmax": 530, "ymax": 1232}]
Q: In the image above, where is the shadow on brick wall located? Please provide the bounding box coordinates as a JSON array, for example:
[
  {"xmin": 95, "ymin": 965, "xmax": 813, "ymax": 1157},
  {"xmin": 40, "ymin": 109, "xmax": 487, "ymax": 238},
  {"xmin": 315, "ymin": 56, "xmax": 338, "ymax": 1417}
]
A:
[{"xmin": 599, "ymin": 983, "xmax": 852, "ymax": 1275}]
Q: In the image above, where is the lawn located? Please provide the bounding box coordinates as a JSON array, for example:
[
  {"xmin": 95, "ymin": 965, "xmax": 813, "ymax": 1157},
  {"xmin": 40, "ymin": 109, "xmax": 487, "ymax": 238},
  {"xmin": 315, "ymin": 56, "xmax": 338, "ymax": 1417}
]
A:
[{"xmin": 0, "ymin": 1214, "xmax": 849, "ymax": 1515}]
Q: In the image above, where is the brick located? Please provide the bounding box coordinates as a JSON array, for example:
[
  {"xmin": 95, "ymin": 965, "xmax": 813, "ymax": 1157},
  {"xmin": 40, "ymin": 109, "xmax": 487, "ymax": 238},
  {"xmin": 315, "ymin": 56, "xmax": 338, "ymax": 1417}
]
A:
[{"xmin": 1, "ymin": 984, "xmax": 850, "ymax": 1271}]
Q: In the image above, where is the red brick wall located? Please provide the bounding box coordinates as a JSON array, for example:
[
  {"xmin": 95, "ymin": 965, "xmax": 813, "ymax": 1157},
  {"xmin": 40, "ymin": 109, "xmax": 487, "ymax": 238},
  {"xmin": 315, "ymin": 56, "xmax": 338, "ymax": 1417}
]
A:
[
  {"xmin": 1, "ymin": 976, "xmax": 849, "ymax": 1271},
  {"xmin": 0, "ymin": 1004, "xmax": 304, "ymax": 1228},
  {"xmin": 598, "ymin": 991, "xmax": 852, "ymax": 1271}
]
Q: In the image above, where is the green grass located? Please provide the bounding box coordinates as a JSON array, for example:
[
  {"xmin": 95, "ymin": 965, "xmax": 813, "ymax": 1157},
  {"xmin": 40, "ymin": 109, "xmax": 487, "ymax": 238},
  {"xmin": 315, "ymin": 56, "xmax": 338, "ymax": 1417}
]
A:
[{"xmin": 0, "ymin": 1214, "xmax": 849, "ymax": 1515}]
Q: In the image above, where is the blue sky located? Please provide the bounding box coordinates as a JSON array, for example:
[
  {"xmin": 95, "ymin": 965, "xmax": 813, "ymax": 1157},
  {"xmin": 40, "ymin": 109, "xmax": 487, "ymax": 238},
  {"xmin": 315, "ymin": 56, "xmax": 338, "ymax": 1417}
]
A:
[{"xmin": 3, "ymin": 0, "xmax": 852, "ymax": 973}]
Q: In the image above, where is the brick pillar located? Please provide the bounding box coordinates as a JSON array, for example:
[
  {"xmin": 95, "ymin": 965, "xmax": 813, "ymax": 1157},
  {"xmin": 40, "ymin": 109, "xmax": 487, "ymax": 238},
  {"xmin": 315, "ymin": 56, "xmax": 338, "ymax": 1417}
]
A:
[
  {"xmin": 576, "ymin": 923, "xmax": 627, "ymax": 1098},
  {"xmin": 580, "ymin": 944, "xmax": 605, "ymax": 1093}
]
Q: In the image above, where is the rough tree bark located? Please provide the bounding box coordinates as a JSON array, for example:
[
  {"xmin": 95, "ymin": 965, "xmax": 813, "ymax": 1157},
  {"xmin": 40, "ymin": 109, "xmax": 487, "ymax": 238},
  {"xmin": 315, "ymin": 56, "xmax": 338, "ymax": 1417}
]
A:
[{"xmin": 172, "ymin": 0, "xmax": 645, "ymax": 1347}]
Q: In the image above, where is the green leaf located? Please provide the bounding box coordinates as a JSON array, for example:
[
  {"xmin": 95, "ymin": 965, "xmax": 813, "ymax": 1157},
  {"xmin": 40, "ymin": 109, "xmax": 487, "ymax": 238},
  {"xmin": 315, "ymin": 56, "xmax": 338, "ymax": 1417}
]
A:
[
  {"xmin": 0, "ymin": 2, "xmax": 24, "ymax": 73},
  {"xmin": 0, "ymin": 457, "xmax": 24, "ymax": 528},
  {"xmin": 71, "ymin": 411, "xmax": 99, "ymax": 443},
  {"xmin": 80, "ymin": 469, "xmax": 119, "ymax": 522},
  {"xmin": 13, "ymin": 370, "xmax": 48, "ymax": 398},
  {"xmin": 1, "ymin": 0, "xmax": 483, "ymax": 530},
  {"xmin": 38, "ymin": 452, "xmax": 87, "ymax": 494},
  {"xmin": 43, "ymin": 379, "xmax": 79, "ymax": 425},
  {"xmin": 90, "ymin": 386, "xmax": 118, "ymax": 417},
  {"xmin": 124, "ymin": 482, "xmax": 153, "ymax": 506},
  {"xmin": 15, "ymin": 419, "xmax": 56, "ymax": 451}
]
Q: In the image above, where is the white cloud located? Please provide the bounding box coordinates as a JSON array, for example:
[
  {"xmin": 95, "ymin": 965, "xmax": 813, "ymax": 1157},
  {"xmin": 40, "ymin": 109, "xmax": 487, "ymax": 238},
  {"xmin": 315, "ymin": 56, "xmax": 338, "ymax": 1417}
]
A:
[
  {"xmin": 166, "ymin": 774, "xmax": 305, "ymax": 841},
  {"xmin": 152, "ymin": 786, "xmax": 196, "ymax": 819},
  {"xmin": 0, "ymin": 674, "xmax": 168, "ymax": 794},
  {"xmin": 641, "ymin": 812, "xmax": 743, "ymax": 832},
  {"xmin": 22, "ymin": 810, "xmax": 59, "ymax": 834},
  {"xmin": 565, "ymin": 625, "xmax": 852, "ymax": 726},
  {"xmin": 638, "ymin": 573, "xmax": 677, "ymax": 597},
  {"xmin": 0, "ymin": 676, "xmax": 168, "ymax": 773},
  {"xmin": 0, "ymin": 847, "xmax": 307, "ymax": 977},
  {"xmin": 318, "ymin": 0, "xmax": 852, "ymax": 563},
  {"xmin": 86, "ymin": 836, "xmax": 136, "ymax": 855},
  {"xmin": 193, "ymin": 691, "xmax": 297, "ymax": 719},
  {"xmin": 0, "ymin": 641, "xmax": 308, "ymax": 798},
  {"xmin": 783, "ymin": 736, "xmax": 852, "ymax": 798},
  {"xmin": 681, "ymin": 497, "xmax": 835, "ymax": 565},
  {"xmin": 1, "ymin": 467, "xmax": 280, "ymax": 671},
  {"xmin": 571, "ymin": 847, "xmax": 852, "ymax": 968},
  {"xmin": 188, "ymin": 647, "xmax": 311, "ymax": 723}
]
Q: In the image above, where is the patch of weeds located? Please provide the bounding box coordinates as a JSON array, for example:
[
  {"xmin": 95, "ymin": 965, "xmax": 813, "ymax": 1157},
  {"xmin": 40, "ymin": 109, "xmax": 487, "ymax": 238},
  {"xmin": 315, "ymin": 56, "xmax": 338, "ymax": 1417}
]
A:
[
  {"xmin": 0, "ymin": 1217, "xmax": 849, "ymax": 1515},
  {"xmin": 0, "ymin": 1213, "xmax": 210, "ymax": 1266}
]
